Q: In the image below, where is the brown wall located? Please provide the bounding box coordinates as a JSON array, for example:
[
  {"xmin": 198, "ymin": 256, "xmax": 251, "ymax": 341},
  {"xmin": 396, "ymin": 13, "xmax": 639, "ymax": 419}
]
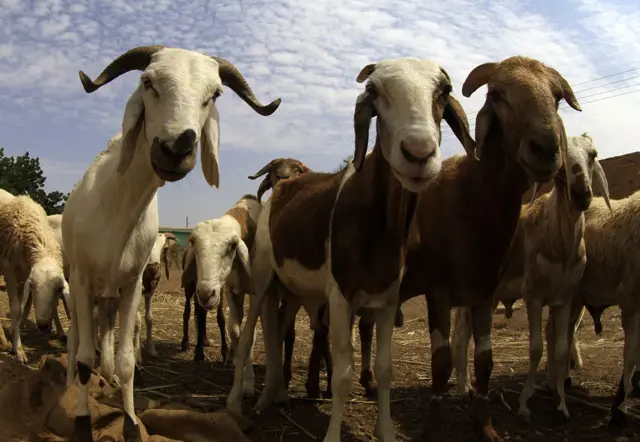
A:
[{"xmin": 522, "ymin": 151, "xmax": 640, "ymax": 202}]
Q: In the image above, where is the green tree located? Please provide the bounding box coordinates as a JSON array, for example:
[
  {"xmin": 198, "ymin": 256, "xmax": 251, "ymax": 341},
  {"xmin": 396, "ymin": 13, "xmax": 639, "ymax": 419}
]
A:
[
  {"xmin": 336, "ymin": 154, "xmax": 354, "ymax": 172},
  {"xmin": 0, "ymin": 148, "xmax": 69, "ymax": 214}
]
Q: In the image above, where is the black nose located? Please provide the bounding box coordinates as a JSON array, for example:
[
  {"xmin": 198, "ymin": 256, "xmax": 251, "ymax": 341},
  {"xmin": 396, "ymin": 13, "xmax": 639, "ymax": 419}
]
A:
[
  {"xmin": 530, "ymin": 140, "xmax": 559, "ymax": 163},
  {"xmin": 571, "ymin": 188, "xmax": 592, "ymax": 210},
  {"xmin": 37, "ymin": 322, "xmax": 51, "ymax": 333},
  {"xmin": 174, "ymin": 129, "xmax": 197, "ymax": 156}
]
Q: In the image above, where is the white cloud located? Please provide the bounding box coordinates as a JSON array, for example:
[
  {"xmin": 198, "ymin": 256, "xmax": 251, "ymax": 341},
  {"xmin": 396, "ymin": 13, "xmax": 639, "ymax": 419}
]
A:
[{"xmin": 0, "ymin": 0, "xmax": 638, "ymax": 225}]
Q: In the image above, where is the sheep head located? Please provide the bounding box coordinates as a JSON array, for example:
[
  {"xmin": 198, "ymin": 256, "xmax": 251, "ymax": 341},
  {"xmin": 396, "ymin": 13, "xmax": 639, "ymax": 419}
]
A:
[
  {"xmin": 562, "ymin": 133, "xmax": 612, "ymax": 213},
  {"xmin": 25, "ymin": 257, "xmax": 69, "ymax": 331},
  {"xmin": 462, "ymin": 56, "xmax": 581, "ymax": 184},
  {"xmin": 248, "ymin": 158, "xmax": 310, "ymax": 201},
  {"xmin": 78, "ymin": 45, "xmax": 282, "ymax": 188},
  {"xmin": 189, "ymin": 218, "xmax": 251, "ymax": 311},
  {"xmin": 353, "ymin": 58, "xmax": 474, "ymax": 193},
  {"xmin": 161, "ymin": 232, "xmax": 179, "ymax": 279}
]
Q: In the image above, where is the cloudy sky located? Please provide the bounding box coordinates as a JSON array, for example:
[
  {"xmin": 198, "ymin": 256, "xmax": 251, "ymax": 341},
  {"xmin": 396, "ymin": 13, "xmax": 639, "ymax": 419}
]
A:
[{"xmin": 0, "ymin": 0, "xmax": 638, "ymax": 227}]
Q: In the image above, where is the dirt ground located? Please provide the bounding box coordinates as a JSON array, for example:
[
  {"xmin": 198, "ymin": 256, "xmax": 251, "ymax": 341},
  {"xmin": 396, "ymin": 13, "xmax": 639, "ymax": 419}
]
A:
[{"xmin": 1, "ymin": 269, "xmax": 639, "ymax": 442}]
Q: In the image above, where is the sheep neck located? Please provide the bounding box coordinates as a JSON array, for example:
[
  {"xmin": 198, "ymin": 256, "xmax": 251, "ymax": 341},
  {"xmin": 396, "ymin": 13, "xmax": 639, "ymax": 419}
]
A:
[
  {"xmin": 544, "ymin": 180, "xmax": 585, "ymax": 266},
  {"xmin": 99, "ymin": 130, "xmax": 163, "ymax": 266}
]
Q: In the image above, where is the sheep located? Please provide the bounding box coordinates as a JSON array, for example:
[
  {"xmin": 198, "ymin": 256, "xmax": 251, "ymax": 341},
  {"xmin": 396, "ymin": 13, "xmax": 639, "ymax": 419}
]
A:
[
  {"xmin": 0, "ymin": 195, "xmax": 70, "ymax": 364},
  {"xmin": 141, "ymin": 231, "xmax": 178, "ymax": 357},
  {"xmin": 0, "ymin": 188, "xmax": 16, "ymax": 347},
  {"xmin": 348, "ymin": 56, "xmax": 583, "ymax": 441},
  {"xmin": 227, "ymin": 57, "xmax": 476, "ymax": 442},
  {"xmin": 449, "ymin": 132, "xmax": 611, "ymax": 424},
  {"xmin": 61, "ymin": 44, "xmax": 281, "ymax": 441},
  {"xmin": 569, "ymin": 187, "xmax": 640, "ymax": 428}
]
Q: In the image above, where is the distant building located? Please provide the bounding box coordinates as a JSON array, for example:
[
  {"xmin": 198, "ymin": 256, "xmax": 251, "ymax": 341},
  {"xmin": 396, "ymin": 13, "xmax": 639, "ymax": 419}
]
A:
[{"xmin": 158, "ymin": 226, "xmax": 191, "ymax": 247}]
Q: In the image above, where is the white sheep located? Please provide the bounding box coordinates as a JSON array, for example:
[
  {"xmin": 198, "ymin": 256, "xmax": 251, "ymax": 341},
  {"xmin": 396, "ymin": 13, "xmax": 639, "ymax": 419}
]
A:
[
  {"xmin": 227, "ymin": 58, "xmax": 476, "ymax": 442},
  {"xmin": 575, "ymin": 187, "xmax": 640, "ymax": 428},
  {"xmin": 0, "ymin": 195, "xmax": 69, "ymax": 364},
  {"xmin": 141, "ymin": 231, "xmax": 178, "ymax": 357},
  {"xmin": 62, "ymin": 45, "xmax": 281, "ymax": 441},
  {"xmin": 183, "ymin": 195, "xmax": 259, "ymax": 379}
]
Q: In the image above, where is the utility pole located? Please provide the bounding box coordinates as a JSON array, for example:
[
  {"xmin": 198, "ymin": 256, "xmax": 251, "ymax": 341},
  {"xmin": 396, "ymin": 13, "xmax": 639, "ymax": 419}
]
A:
[{"xmin": 186, "ymin": 216, "xmax": 189, "ymax": 228}]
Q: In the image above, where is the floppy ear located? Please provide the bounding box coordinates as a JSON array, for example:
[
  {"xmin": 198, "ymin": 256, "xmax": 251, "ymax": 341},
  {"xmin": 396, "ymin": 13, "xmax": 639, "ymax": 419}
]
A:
[
  {"xmin": 547, "ymin": 67, "xmax": 582, "ymax": 112},
  {"xmin": 201, "ymin": 104, "xmax": 221, "ymax": 188},
  {"xmin": 443, "ymin": 94, "xmax": 477, "ymax": 160},
  {"xmin": 353, "ymin": 91, "xmax": 375, "ymax": 172},
  {"xmin": 593, "ymin": 158, "xmax": 612, "ymax": 213},
  {"xmin": 462, "ymin": 62, "xmax": 498, "ymax": 98},
  {"xmin": 236, "ymin": 238, "xmax": 252, "ymax": 279},
  {"xmin": 473, "ymin": 100, "xmax": 494, "ymax": 160},
  {"xmin": 118, "ymin": 86, "xmax": 145, "ymax": 175}
]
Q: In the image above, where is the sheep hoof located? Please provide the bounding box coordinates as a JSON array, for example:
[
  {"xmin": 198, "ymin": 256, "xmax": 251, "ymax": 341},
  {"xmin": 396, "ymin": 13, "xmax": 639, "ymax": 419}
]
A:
[
  {"xmin": 180, "ymin": 340, "xmax": 189, "ymax": 352},
  {"xmin": 564, "ymin": 377, "xmax": 573, "ymax": 392},
  {"xmin": 242, "ymin": 381, "xmax": 255, "ymax": 397},
  {"xmin": 305, "ymin": 383, "xmax": 321, "ymax": 399},
  {"xmin": 202, "ymin": 337, "xmax": 211, "ymax": 347},
  {"xmin": 194, "ymin": 347, "xmax": 206, "ymax": 362},
  {"xmin": 517, "ymin": 407, "xmax": 531, "ymax": 423},
  {"xmin": 14, "ymin": 348, "xmax": 28, "ymax": 365},
  {"xmin": 220, "ymin": 346, "xmax": 228, "ymax": 362},
  {"xmin": 322, "ymin": 388, "xmax": 333, "ymax": 399},
  {"xmin": 71, "ymin": 415, "xmax": 93, "ymax": 442},
  {"xmin": 56, "ymin": 333, "xmax": 68, "ymax": 343},
  {"xmin": 609, "ymin": 408, "xmax": 627, "ymax": 429},
  {"xmin": 123, "ymin": 413, "xmax": 142, "ymax": 442},
  {"xmin": 554, "ymin": 409, "xmax": 570, "ymax": 425}
]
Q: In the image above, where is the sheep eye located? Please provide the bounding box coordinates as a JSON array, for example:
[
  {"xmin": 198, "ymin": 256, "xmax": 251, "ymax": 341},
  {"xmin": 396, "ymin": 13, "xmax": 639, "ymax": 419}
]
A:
[
  {"xmin": 442, "ymin": 83, "xmax": 452, "ymax": 98},
  {"xmin": 226, "ymin": 242, "xmax": 237, "ymax": 255},
  {"xmin": 365, "ymin": 82, "xmax": 378, "ymax": 97},
  {"xmin": 142, "ymin": 77, "xmax": 159, "ymax": 98}
]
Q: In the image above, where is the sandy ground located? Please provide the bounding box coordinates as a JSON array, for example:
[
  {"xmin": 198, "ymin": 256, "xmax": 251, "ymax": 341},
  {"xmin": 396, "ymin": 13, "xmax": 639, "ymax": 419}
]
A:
[{"xmin": 1, "ymin": 269, "xmax": 639, "ymax": 441}]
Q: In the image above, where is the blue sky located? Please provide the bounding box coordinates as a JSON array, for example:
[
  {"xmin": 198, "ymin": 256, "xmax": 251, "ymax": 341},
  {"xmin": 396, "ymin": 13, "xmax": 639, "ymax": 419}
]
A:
[{"xmin": 0, "ymin": 0, "xmax": 639, "ymax": 227}]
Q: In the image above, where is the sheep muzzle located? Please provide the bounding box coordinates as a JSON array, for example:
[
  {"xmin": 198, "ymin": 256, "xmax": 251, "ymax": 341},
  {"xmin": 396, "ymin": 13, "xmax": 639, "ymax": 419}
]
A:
[{"xmin": 150, "ymin": 132, "xmax": 197, "ymax": 182}]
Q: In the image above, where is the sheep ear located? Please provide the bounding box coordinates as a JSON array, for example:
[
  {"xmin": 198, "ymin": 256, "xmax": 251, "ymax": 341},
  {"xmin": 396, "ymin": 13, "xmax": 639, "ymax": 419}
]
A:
[
  {"xmin": 529, "ymin": 183, "xmax": 539, "ymax": 205},
  {"xmin": 118, "ymin": 86, "xmax": 145, "ymax": 175},
  {"xmin": 443, "ymin": 94, "xmax": 477, "ymax": 160},
  {"xmin": 593, "ymin": 158, "xmax": 612, "ymax": 213},
  {"xmin": 547, "ymin": 67, "xmax": 582, "ymax": 112},
  {"xmin": 236, "ymin": 239, "xmax": 251, "ymax": 279},
  {"xmin": 201, "ymin": 104, "xmax": 221, "ymax": 188},
  {"xmin": 462, "ymin": 62, "xmax": 498, "ymax": 97},
  {"xmin": 473, "ymin": 100, "xmax": 494, "ymax": 160},
  {"xmin": 353, "ymin": 91, "xmax": 375, "ymax": 172},
  {"xmin": 256, "ymin": 175, "xmax": 272, "ymax": 202}
]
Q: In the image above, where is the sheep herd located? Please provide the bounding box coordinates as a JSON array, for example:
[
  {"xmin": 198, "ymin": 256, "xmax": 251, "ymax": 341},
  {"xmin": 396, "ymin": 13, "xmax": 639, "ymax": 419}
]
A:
[{"xmin": 0, "ymin": 45, "xmax": 637, "ymax": 442}]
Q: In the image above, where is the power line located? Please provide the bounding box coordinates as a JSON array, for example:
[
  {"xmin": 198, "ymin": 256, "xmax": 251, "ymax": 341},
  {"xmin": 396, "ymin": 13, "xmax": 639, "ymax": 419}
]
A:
[{"xmin": 441, "ymin": 86, "xmax": 640, "ymax": 141}]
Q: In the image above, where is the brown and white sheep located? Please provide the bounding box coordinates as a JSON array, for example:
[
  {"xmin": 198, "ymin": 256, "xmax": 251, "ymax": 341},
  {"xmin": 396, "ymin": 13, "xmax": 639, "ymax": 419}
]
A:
[
  {"xmin": 227, "ymin": 57, "xmax": 476, "ymax": 442},
  {"xmin": 0, "ymin": 195, "xmax": 69, "ymax": 364}
]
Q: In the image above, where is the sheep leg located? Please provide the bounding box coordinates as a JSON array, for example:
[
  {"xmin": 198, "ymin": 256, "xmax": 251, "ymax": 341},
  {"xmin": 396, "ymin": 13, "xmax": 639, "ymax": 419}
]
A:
[
  {"xmin": 470, "ymin": 301, "xmax": 500, "ymax": 442},
  {"xmin": 66, "ymin": 282, "xmax": 80, "ymax": 386},
  {"xmin": 20, "ymin": 291, "xmax": 32, "ymax": 329},
  {"xmin": 225, "ymin": 289, "xmax": 245, "ymax": 365},
  {"xmin": 180, "ymin": 283, "xmax": 193, "ymax": 351},
  {"xmin": 134, "ymin": 311, "xmax": 143, "ymax": 366},
  {"xmin": 61, "ymin": 287, "xmax": 71, "ymax": 320},
  {"xmin": 518, "ymin": 298, "xmax": 543, "ymax": 422},
  {"xmin": 194, "ymin": 300, "xmax": 208, "ymax": 362},
  {"xmin": 322, "ymin": 281, "xmax": 355, "ymax": 442},
  {"xmin": 6, "ymin": 274, "xmax": 28, "ymax": 364},
  {"xmin": 70, "ymin": 272, "xmax": 96, "ymax": 442},
  {"xmin": 569, "ymin": 305, "xmax": 585, "ymax": 370},
  {"xmin": 277, "ymin": 296, "xmax": 300, "ymax": 391},
  {"xmin": 0, "ymin": 321, "xmax": 7, "ymax": 347},
  {"xmin": 216, "ymin": 286, "xmax": 228, "ymax": 362},
  {"xmin": 227, "ymin": 291, "xmax": 264, "ymax": 414},
  {"xmin": 254, "ymin": 281, "xmax": 288, "ymax": 412},
  {"xmin": 550, "ymin": 304, "xmax": 572, "ymax": 422},
  {"xmin": 98, "ymin": 298, "xmax": 118, "ymax": 384},
  {"xmin": 306, "ymin": 304, "xmax": 333, "ymax": 399},
  {"xmin": 358, "ymin": 312, "xmax": 378, "ymax": 399},
  {"xmin": 609, "ymin": 310, "xmax": 640, "ymax": 428},
  {"xmin": 53, "ymin": 308, "xmax": 66, "ymax": 341},
  {"xmin": 372, "ymin": 294, "xmax": 398, "ymax": 442},
  {"xmin": 422, "ymin": 293, "xmax": 451, "ymax": 442},
  {"xmin": 143, "ymin": 292, "xmax": 156, "ymax": 357},
  {"xmin": 544, "ymin": 308, "xmax": 557, "ymax": 389},
  {"xmin": 451, "ymin": 306, "xmax": 473, "ymax": 396},
  {"xmin": 115, "ymin": 280, "xmax": 143, "ymax": 441}
]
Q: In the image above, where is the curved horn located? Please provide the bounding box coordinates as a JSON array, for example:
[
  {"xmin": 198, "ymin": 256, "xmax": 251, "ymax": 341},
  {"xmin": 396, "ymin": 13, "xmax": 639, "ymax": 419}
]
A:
[
  {"xmin": 211, "ymin": 56, "xmax": 282, "ymax": 116},
  {"xmin": 256, "ymin": 175, "xmax": 273, "ymax": 202},
  {"xmin": 248, "ymin": 159, "xmax": 278, "ymax": 180},
  {"xmin": 79, "ymin": 45, "xmax": 165, "ymax": 93}
]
